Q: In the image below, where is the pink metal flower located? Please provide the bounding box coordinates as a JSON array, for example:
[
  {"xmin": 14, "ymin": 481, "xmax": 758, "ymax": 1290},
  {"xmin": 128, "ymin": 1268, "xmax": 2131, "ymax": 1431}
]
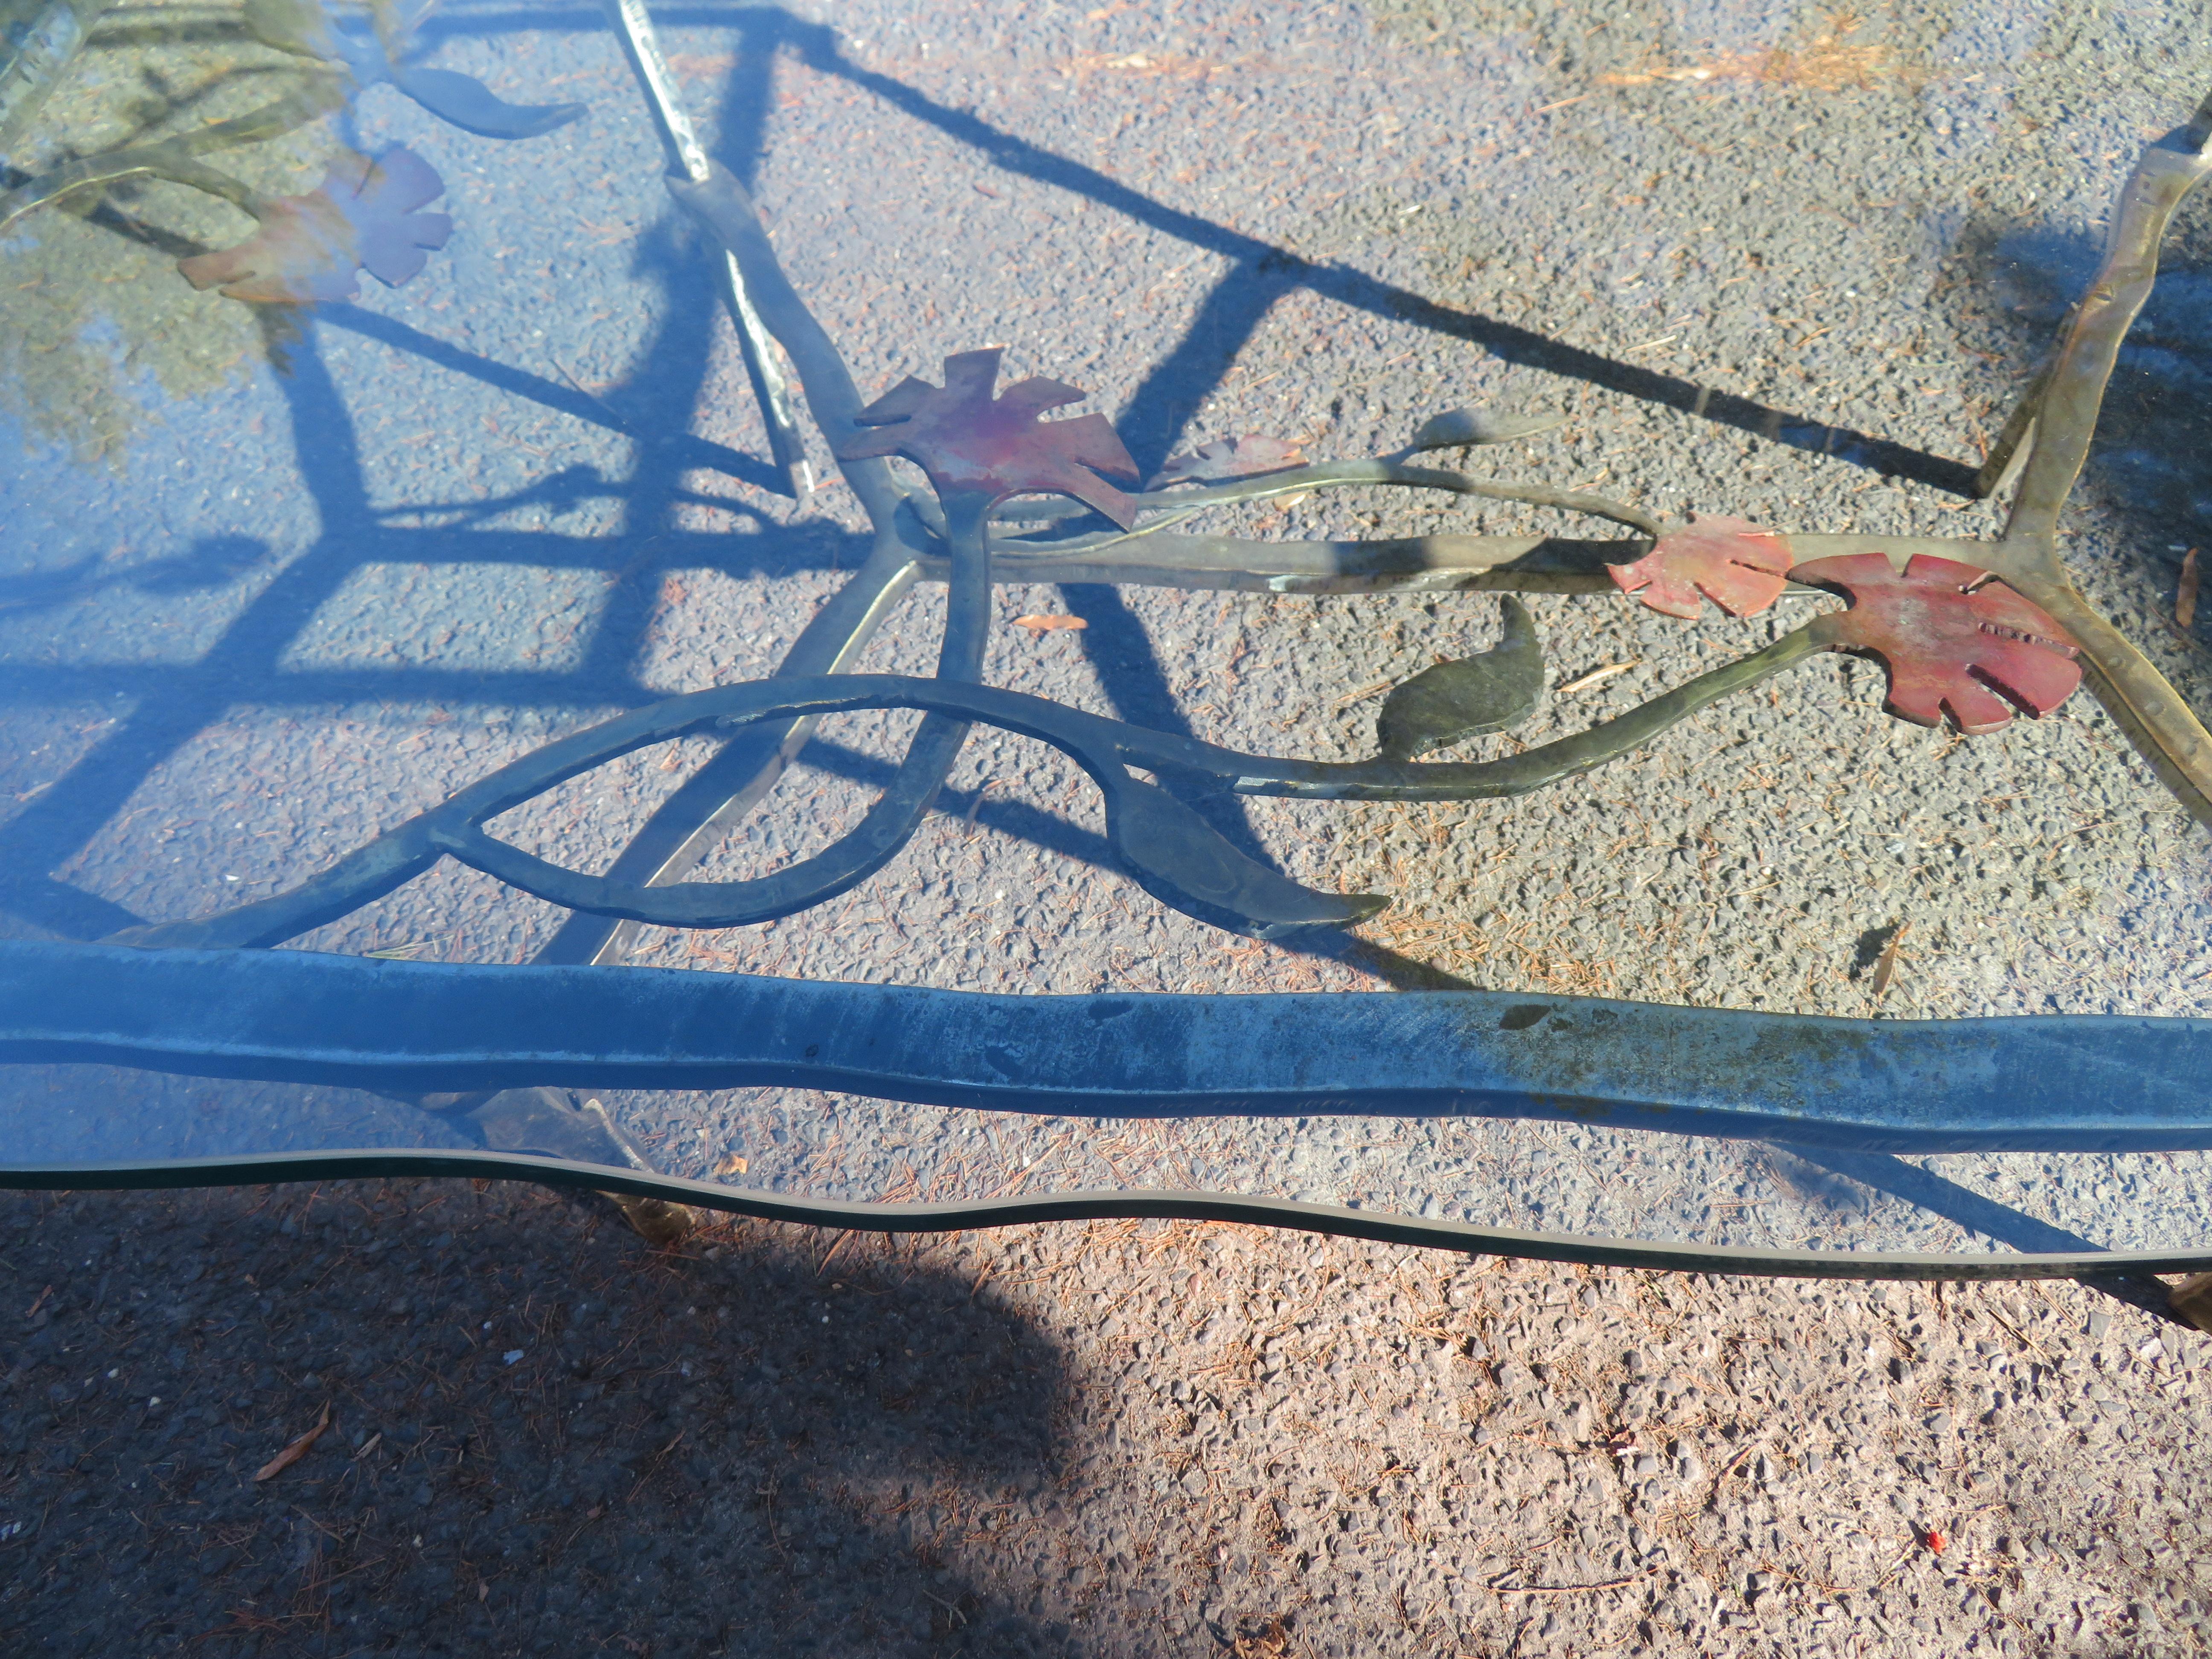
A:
[{"xmin": 178, "ymin": 147, "xmax": 451, "ymax": 305}]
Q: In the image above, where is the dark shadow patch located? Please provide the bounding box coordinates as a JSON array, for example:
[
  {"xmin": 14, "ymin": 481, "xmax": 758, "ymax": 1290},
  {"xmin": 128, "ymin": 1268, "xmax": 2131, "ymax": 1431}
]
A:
[
  {"xmin": 1849, "ymin": 921, "xmax": 1905, "ymax": 982},
  {"xmin": 0, "ymin": 1178, "xmax": 1086, "ymax": 1657}
]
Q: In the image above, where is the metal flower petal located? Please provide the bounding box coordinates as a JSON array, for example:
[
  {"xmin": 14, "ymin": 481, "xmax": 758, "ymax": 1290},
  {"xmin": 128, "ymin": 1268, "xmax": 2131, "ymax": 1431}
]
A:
[
  {"xmin": 1608, "ymin": 513, "xmax": 1795, "ymax": 619},
  {"xmin": 176, "ymin": 146, "xmax": 451, "ymax": 305},
  {"xmin": 834, "ymin": 348, "xmax": 1142, "ymax": 525},
  {"xmin": 1793, "ymin": 553, "xmax": 2083, "ymax": 734}
]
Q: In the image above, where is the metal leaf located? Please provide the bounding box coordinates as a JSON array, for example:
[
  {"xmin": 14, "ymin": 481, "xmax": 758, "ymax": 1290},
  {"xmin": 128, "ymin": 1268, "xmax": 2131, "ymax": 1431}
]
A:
[
  {"xmin": 241, "ymin": 0, "xmax": 341, "ymax": 60},
  {"xmin": 1607, "ymin": 513, "xmax": 1794, "ymax": 619},
  {"xmin": 1793, "ymin": 553, "xmax": 2083, "ymax": 733},
  {"xmin": 1107, "ymin": 777, "xmax": 1387, "ymax": 939},
  {"xmin": 834, "ymin": 348, "xmax": 1142, "ymax": 524},
  {"xmin": 392, "ymin": 65, "xmax": 586, "ymax": 140},
  {"xmin": 176, "ymin": 146, "xmax": 451, "ymax": 304},
  {"xmin": 1375, "ymin": 596, "xmax": 1543, "ymax": 760},
  {"xmin": 1148, "ymin": 434, "xmax": 1307, "ymax": 488},
  {"xmin": 1405, "ymin": 406, "xmax": 1564, "ymax": 451}
]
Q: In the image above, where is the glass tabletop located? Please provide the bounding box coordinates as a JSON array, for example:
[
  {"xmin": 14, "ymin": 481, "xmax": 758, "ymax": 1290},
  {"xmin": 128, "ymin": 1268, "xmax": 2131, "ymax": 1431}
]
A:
[{"xmin": 3, "ymin": 0, "xmax": 2209, "ymax": 1275}]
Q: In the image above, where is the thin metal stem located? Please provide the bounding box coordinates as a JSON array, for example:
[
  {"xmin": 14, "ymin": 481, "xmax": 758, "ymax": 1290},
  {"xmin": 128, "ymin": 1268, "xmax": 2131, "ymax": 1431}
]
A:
[
  {"xmin": 108, "ymin": 618, "xmax": 1841, "ymax": 943},
  {"xmin": 600, "ymin": 0, "xmax": 812, "ymax": 498},
  {"xmin": 0, "ymin": 76, "xmax": 341, "ymax": 233}
]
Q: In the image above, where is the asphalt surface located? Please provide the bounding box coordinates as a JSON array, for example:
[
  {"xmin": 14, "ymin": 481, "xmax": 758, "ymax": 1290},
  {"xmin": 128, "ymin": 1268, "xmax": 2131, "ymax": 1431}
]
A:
[{"xmin": 4, "ymin": 0, "xmax": 2212, "ymax": 1652}]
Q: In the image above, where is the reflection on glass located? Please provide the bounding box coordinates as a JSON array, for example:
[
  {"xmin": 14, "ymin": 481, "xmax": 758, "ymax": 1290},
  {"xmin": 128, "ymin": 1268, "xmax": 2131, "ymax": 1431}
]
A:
[{"xmin": 2, "ymin": 0, "xmax": 2209, "ymax": 1279}]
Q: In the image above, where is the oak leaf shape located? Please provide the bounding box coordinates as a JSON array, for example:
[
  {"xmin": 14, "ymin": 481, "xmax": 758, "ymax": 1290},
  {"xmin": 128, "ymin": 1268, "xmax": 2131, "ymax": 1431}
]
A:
[
  {"xmin": 834, "ymin": 348, "xmax": 1141, "ymax": 526},
  {"xmin": 1608, "ymin": 513, "xmax": 1794, "ymax": 619},
  {"xmin": 1149, "ymin": 434, "xmax": 1307, "ymax": 488},
  {"xmin": 177, "ymin": 147, "xmax": 452, "ymax": 305},
  {"xmin": 1793, "ymin": 553, "xmax": 2083, "ymax": 733}
]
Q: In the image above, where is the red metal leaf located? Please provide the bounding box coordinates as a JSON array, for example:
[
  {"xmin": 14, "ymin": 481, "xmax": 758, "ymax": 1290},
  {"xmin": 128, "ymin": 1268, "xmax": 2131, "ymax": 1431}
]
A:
[
  {"xmin": 1793, "ymin": 553, "xmax": 2083, "ymax": 734},
  {"xmin": 177, "ymin": 147, "xmax": 451, "ymax": 305},
  {"xmin": 1608, "ymin": 514, "xmax": 1794, "ymax": 619},
  {"xmin": 833, "ymin": 348, "xmax": 1142, "ymax": 526}
]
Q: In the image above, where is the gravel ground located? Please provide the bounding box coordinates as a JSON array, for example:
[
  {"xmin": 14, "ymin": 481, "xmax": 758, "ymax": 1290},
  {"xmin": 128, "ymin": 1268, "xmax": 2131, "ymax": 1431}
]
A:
[
  {"xmin": 6, "ymin": 1181, "xmax": 2212, "ymax": 1657},
  {"xmin": 5, "ymin": 0, "xmax": 2212, "ymax": 1650}
]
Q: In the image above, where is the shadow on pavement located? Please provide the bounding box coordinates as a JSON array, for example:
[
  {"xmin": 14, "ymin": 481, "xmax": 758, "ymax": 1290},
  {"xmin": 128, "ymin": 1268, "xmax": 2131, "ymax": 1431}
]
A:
[{"xmin": 0, "ymin": 1179, "xmax": 1090, "ymax": 1657}]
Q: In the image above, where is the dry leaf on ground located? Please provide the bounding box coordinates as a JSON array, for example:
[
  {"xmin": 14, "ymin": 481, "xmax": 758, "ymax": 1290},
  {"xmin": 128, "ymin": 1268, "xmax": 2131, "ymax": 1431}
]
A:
[
  {"xmin": 253, "ymin": 1400, "xmax": 332, "ymax": 1481},
  {"xmin": 1601, "ymin": 23, "xmax": 1903, "ymax": 94},
  {"xmin": 1871, "ymin": 919, "xmax": 1909, "ymax": 1000},
  {"xmin": 2180, "ymin": 547, "xmax": 2200, "ymax": 629},
  {"xmin": 178, "ymin": 148, "xmax": 453, "ymax": 305},
  {"xmin": 1011, "ymin": 614, "xmax": 1088, "ymax": 632}
]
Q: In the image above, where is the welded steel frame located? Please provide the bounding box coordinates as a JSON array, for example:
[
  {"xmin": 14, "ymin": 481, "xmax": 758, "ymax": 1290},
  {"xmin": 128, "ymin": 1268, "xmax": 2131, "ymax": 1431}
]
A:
[{"xmin": 3, "ymin": 11, "xmax": 2211, "ymax": 1284}]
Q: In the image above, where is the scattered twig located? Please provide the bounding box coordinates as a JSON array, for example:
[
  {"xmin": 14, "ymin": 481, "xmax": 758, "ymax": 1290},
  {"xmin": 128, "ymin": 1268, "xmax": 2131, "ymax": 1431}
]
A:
[
  {"xmin": 1556, "ymin": 662, "xmax": 1638, "ymax": 696},
  {"xmin": 1871, "ymin": 920, "xmax": 1910, "ymax": 1002},
  {"xmin": 816, "ymin": 1229, "xmax": 856, "ymax": 1275},
  {"xmin": 1332, "ymin": 677, "xmax": 1398, "ymax": 708},
  {"xmin": 960, "ymin": 778, "xmax": 1006, "ymax": 828},
  {"xmin": 254, "ymin": 1401, "xmax": 332, "ymax": 1482},
  {"xmin": 1493, "ymin": 1566, "xmax": 1658, "ymax": 1595}
]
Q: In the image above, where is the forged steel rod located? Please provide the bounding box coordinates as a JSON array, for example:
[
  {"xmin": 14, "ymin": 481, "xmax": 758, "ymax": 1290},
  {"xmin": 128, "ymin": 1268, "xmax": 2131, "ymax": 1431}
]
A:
[
  {"xmin": 600, "ymin": 0, "xmax": 812, "ymax": 498},
  {"xmin": 8, "ymin": 941, "xmax": 2212, "ymax": 1155},
  {"xmin": 533, "ymin": 163, "xmax": 963, "ymax": 969},
  {"xmin": 528, "ymin": 538, "xmax": 926, "ymax": 967},
  {"xmin": 1992, "ymin": 87, "xmax": 2212, "ymax": 825},
  {"xmin": 957, "ymin": 532, "xmax": 2014, "ymax": 595},
  {"xmin": 11, "ymin": 1149, "xmax": 2212, "ymax": 1283},
  {"xmin": 103, "ymin": 621, "xmax": 1843, "ymax": 944}
]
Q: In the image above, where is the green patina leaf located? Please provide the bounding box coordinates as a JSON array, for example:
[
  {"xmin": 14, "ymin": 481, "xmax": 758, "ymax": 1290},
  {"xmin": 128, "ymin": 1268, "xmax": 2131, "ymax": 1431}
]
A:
[{"xmin": 1375, "ymin": 595, "xmax": 1544, "ymax": 760}]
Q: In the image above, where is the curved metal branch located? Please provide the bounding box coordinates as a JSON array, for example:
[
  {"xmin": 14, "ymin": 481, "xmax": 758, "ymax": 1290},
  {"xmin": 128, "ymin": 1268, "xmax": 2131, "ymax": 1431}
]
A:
[
  {"xmin": 0, "ymin": 75, "xmax": 343, "ymax": 234},
  {"xmin": 1008, "ymin": 457, "xmax": 1665, "ymax": 550},
  {"xmin": 1996, "ymin": 89, "xmax": 2212, "ymax": 825},
  {"xmin": 110, "ymin": 619, "xmax": 1844, "ymax": 948},
  {"xmin": 606, "ymin": 0, "xmax": 808, "ymax": 496},
  {"xmin": 665, "ymin": 163, "xmax": 923, "ymax": 535},
  {"xmin": 970, "ymin": 531, "xmax": 2014, "ymax": 596}
]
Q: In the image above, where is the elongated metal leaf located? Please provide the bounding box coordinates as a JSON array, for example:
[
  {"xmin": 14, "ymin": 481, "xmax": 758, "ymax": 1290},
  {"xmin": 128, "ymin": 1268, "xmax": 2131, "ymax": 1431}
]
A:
[
  {"xmin": 1406, "ymin": 406, "xmax": 1563, "ymax": 451},
  {"xmin": 241, "ymin": 0, "xmax": 338, "ymax": 59},
  {"xmin": 1148, "ymin": 434, "xmax": 1306, "ymax": 488},
  {"xmin": 1107, "ymin": 777, "xmax": 1386, "ymax": 939},
  {"xmin": 1376, "ymin": 595, "xmax": 1543, "ymax": 760},
  {"xmin": 393, "ymin": 65, "xmax": 586, "ymax": 139}
]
